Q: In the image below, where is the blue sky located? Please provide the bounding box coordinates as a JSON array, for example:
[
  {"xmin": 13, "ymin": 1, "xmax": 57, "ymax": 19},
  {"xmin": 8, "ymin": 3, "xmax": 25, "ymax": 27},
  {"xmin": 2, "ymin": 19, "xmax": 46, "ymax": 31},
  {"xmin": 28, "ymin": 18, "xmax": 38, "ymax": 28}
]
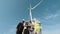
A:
[{"xmin": 0, "ymin": 0, "xmax": 60, "ymax": 34}]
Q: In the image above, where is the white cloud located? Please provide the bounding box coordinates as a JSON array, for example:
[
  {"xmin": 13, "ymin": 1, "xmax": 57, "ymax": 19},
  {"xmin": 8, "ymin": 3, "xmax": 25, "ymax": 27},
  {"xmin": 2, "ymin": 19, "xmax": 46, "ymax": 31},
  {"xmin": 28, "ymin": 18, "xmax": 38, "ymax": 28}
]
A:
[
  {"xmin": 42, "ymin": 24, "xmax": 60, "ymax": 34},
  {"xmin": 44, "ymin": 14, "xmax": 59, "ymax": 20},
  {"xmin": 42, "ymin": 29, "xmax": 60, "ymax": 34}
]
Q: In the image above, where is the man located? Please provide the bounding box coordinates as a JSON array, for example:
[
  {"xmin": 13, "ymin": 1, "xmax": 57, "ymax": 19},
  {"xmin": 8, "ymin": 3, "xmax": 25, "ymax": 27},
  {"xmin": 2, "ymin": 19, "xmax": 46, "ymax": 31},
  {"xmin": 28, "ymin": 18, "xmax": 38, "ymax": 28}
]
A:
[{"xmin": 16, "ymin": 22, "xmax": 24, "ymax": 34}]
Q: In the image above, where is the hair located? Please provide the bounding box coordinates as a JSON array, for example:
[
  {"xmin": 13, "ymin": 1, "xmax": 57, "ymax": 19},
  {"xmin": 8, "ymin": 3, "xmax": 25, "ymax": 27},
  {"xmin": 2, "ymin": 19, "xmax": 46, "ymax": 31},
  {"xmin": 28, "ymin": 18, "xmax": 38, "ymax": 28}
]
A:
[{"xmin": 16, "ymin": 22, "xmax": 24, "ymax": 34}]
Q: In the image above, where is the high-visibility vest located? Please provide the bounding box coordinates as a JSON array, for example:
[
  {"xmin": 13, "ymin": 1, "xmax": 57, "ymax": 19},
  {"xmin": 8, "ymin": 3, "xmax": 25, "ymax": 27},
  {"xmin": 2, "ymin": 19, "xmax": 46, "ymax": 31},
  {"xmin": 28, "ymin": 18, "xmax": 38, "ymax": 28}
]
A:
[{"xmin": 34, "ymin": 21, "xmax": 42, "ymax": 32}]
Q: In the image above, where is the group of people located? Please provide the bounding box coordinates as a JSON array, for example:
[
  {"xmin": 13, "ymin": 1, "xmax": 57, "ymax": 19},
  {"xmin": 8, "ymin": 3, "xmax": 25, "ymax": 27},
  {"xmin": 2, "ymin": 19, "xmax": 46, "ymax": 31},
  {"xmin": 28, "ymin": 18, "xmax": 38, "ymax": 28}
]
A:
[{"xmin": 16, "ymin": 18, "xmax": 42, "ymax": 34}]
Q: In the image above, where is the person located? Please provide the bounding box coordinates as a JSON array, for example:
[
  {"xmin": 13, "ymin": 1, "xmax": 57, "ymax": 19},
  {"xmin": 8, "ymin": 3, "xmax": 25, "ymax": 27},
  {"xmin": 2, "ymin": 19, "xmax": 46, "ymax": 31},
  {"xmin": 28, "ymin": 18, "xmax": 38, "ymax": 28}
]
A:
[
  {"xmin": 22, "ymin": 19, "xmax": 25, "ymax": 24},
  {"xmin": 16, "ymin": 22, "xmax": 24, "ymax": 34},
  {"xmin": 24, "ymin": 26, "xmax": 31, "ymax": 34},
  {"xmin": 34, "ymin": 18, "xmax": 42, "ymax": 34},
  {"xmin": 28, "ymin": 20, "xmax": 34, "ymax": 34}
]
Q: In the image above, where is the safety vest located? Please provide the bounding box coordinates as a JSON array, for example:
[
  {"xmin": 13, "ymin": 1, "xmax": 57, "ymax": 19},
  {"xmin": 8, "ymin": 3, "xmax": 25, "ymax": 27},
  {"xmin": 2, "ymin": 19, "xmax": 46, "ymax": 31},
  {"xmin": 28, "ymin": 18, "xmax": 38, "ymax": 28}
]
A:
[{"xmin": 34, "ymin": 21, "xmax": 42, "ymax": 32}]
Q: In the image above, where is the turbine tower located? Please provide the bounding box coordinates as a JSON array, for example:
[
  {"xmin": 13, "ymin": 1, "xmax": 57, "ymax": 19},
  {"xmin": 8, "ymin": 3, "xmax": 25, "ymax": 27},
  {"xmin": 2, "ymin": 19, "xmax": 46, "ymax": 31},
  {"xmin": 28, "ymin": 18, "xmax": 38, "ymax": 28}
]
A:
[{"xmin": 29, "ymin": 5, "xmax": 32, "ymax": 22}]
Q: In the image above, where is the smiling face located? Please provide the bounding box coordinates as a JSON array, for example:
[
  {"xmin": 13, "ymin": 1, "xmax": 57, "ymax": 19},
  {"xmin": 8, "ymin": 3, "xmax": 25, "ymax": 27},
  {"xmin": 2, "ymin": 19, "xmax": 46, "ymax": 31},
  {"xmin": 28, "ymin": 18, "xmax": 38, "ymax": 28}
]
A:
[
  {"xmin": 24, "ymin": 22, "xmax": 28, "ymax": 27},
  {"xmin": 27, "ymin": 26, "xmax": 31, "ymax": 30}
]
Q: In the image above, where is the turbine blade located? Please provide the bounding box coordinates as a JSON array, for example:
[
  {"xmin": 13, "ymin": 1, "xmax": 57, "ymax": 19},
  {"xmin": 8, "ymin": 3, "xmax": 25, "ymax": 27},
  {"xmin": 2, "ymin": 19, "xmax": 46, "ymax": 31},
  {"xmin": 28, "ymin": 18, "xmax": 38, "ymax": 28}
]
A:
[{"xmin": 32, "ymin": 0, "xmax": 43, "ymax": 10}]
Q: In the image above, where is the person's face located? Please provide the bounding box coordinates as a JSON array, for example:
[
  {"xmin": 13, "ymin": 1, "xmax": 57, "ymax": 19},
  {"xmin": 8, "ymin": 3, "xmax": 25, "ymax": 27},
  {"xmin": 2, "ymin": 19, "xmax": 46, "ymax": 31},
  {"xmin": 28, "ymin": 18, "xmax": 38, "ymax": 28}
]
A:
[
  {"xmin": 28, "ymin": 27, "xmax": 31, "ymax": 30},
  {"xmin": 24, "ymin": 22, "xmax": 28, "ymax": 26}
]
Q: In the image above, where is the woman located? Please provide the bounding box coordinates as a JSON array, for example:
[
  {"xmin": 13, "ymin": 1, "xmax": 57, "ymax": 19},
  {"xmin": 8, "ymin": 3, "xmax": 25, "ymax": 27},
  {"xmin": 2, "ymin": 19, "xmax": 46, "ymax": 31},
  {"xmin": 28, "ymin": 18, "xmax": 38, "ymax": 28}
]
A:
[{"xmin": 24, "ymin": 26, "xmax": 31, "ymax": 34}]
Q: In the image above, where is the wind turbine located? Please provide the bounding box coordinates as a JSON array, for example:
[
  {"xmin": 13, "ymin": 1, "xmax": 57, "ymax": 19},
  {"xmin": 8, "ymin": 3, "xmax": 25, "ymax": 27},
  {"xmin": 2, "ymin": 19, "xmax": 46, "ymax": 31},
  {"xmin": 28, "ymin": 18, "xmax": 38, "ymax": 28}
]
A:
[
  {"xmin": 28, "ymin": 0, "xmax": 43, "ymax": 34},
  {"xmin": 29, "ymin": 0, "xmax": 43, "ymax": 23}
]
